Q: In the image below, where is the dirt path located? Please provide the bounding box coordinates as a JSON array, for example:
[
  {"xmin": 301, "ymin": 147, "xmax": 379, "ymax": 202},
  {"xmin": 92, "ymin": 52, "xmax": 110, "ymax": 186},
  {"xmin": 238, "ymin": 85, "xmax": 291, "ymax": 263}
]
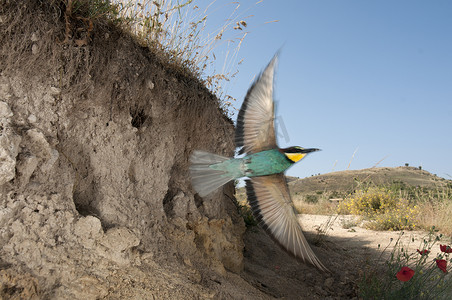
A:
[
  {"xmin": 240, "ymin": 214, "xmax": 447, "ymax": 299},
  {"xmin": 299, "ymin": 214, "xmax": 442, "ymax": 259}
]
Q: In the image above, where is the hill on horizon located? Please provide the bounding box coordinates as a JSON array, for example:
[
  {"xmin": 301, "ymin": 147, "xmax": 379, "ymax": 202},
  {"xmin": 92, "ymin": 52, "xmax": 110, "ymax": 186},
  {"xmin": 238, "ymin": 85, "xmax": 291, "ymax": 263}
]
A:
[
  {"xmin": 236, "ymin": 166, "xmax": 451, "ymax": 202},
  {"xmin": 288, "ymin": 166, "xmax": 451, "ymax": 196}
]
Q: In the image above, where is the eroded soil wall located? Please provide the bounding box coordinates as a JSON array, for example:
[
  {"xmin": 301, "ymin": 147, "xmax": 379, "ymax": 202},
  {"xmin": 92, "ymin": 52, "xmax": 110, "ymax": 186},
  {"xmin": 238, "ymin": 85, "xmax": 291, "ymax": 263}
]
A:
[{"xmin": 0, "ymin": 2, "xmax": 245, "ymax": 298}]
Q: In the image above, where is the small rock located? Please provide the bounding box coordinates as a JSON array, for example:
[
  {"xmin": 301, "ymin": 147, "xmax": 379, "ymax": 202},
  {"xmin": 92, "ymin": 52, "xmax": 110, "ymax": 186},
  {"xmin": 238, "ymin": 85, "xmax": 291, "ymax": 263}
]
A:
[
  {"xmin": 0, "ymin": 101, "xmax": 13, "ymax": 119},
  {"xmin": 74, "ymin": 216, "xmax": 103, "ymax": 249},
  {"xmin": 77, "ymin": 111, "xmax": 88, "ymax": 119},
  {"xmin": 100, "ymin": 227, "xmax": 140, "ymax": 252},
  {"xmin": 16, "ymin": 153, "xmax": 39, "ymax": 187},
  {"xmin": 147, "ymin": 80, "xmax": 154, "ymax": 90},
  {"xmin": 0, "ymin": 144, "xmax": 18, "ymax": 184},
  {"xmin": 50, "ymin": 86, "xmax": 61, "ymax": 96},
  {"xmin": 26, "ymin": 129, "xmax": 52, "ymax": 160},
  {"xmin": 31, "ymin": 33, "xmax": 39, "ymax": 42},
  {"xmin": 27, "ymin": 114, "xmax": 37, "ymax": 123},
  {"xmin": 0, "ymin": 78, "xmax": 12, "ymax": 101},
  {"xmin": 97, "ymin": 227, "xmax": 140, "ymax": 265},
  {"xmin": 31, "ymin": 43, "xmax": 39, "ymax": 55},
  {"xmin": 74, "ymin": 216, "xmax": 103, "ymax": 237}
]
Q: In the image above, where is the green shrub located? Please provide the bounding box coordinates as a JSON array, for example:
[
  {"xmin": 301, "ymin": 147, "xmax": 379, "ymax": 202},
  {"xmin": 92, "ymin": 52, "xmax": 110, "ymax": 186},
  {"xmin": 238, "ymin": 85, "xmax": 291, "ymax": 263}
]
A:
[
  {"xmin": 338, "ymin": 187, "xmax": 419, "ymax": 230},
  {"xmin": 304, "ymin": 194, "xmax": 319, "ymax": 204}
]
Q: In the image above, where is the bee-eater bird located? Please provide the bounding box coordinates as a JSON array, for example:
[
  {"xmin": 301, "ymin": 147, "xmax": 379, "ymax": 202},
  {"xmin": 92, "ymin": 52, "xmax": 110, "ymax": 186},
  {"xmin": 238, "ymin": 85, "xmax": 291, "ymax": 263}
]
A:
[{"xmin": 189, "ymin": 56, "xmax": 328, "ymax": 272}]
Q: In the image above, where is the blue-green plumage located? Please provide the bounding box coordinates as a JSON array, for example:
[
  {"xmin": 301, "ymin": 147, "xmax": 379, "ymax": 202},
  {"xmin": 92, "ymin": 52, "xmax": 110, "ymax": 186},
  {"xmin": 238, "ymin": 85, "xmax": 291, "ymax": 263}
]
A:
[{"xmin": 209, "ymin": 149, "xmax": 293, "ymax": 178}]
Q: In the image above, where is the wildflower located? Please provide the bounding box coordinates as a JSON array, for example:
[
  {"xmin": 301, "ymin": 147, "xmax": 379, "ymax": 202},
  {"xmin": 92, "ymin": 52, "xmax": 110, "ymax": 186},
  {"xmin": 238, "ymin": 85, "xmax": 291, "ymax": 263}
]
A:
[
  {"xmin": 396, "ymin": 266, "xmax": 415, "ymax": 282},
  {"xmin": 435, "ymin": 259, "xmax": 447, "ymax": 273},
  {"xmin": 440, "ymin": 244, "xmax": 452, "ymax": 253},
  {"xmin": 417, "ymin": 249, "xmax": 430, "ymax": 255}
]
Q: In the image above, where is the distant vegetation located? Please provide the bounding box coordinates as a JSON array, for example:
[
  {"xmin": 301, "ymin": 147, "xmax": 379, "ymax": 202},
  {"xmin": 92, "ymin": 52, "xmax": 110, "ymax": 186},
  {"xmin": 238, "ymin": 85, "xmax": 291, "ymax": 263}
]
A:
[
  {"xmin": 237, "ymin": 167, "xmax": 452, "ymax": 235},
  {"xmin": 337, "ymin": 181, "xmax": 452, "ymax": 232},
  {"xmin": 290, "ymin": 167, "xmax": 452, "ymax": 235}
]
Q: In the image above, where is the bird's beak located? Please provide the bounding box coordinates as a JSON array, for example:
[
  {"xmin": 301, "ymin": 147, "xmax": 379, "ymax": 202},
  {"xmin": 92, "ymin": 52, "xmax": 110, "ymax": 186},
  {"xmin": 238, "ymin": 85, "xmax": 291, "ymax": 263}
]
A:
[{"xmin": 301, "ymin": 148, "xmax": 321, "ymax": 153}]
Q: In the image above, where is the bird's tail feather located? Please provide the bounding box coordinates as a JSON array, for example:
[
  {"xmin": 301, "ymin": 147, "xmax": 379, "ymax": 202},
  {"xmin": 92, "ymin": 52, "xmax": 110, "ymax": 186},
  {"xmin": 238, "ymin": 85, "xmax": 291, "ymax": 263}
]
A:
[{"xmin": 189, "ymin": 150, "xmax": 235, "ymax": 197}]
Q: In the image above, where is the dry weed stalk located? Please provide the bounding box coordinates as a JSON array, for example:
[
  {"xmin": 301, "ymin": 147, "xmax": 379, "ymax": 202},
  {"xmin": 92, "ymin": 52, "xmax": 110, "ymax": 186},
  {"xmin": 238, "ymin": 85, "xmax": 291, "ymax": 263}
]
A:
[{"xmin": 114, "ymin": 0, "xmax": 269, "ymax": 113}]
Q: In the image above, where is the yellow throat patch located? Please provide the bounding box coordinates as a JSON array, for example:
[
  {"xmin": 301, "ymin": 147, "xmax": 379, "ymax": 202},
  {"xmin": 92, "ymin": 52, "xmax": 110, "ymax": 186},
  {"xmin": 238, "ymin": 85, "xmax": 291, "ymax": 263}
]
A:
[{"xmin": 285, "ymin": 152, "xmax": 306, "ymax": 163}]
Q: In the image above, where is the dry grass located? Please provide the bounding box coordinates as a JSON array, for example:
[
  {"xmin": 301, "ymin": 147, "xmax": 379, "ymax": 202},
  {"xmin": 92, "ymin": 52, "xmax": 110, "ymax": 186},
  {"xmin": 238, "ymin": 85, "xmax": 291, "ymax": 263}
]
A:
[
  {"xmin": 399, "ymin": 185, "xmax": 452, "ymax": 235},
  {"xmin": 114, "ymin": 0, "xmax": 266, "ymax": 113},
  {"xmin": 292, "ymin": 195, "xmax": 337, "ymax": 215},
  {"xmin": 416, "ymin": 200, "xmax": 452, "ymax": 236}
]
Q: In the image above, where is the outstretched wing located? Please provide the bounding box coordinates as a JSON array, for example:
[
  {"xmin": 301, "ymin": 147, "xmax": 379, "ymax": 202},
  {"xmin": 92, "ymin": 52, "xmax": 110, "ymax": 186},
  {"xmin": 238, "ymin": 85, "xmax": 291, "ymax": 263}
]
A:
[
  {"xmin": 246, "ymin": 173, "xmax": 329, "ymax": 272},
  {"xmin": 235, "ymin": 56, "xmax": 278, "ymax": 154}
]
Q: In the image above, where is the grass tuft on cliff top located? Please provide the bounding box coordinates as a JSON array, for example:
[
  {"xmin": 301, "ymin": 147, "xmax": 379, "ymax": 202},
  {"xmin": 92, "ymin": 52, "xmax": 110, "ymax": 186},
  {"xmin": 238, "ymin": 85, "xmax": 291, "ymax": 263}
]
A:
[{"xmin": 58, "ymin": 0, "xmax": 270, "ymax": 116}]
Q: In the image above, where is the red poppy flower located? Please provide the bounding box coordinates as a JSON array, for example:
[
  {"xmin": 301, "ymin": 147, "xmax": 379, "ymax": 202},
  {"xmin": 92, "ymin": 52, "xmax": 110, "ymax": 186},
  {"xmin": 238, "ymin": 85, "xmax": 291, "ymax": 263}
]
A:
[
  {"xmin": 440, "ymin": 244, "xmax": 452, "ymax": 253},
  {"xmin": 417, "ymin": 249, "xmax": 429, "ymax": 255},
  {"xmin": 435, "ymin": 259, "xmax": 448, "ymax": 273},
  {"xmin": 396, "ymin": 266, "xmax": 415, "ymax": 282}
]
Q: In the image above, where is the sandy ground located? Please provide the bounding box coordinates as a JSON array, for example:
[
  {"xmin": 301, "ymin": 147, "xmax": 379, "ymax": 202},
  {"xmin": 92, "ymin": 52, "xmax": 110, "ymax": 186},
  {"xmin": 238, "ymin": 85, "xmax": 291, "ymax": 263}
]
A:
[
  {"xmin": 299, "ymin": 214, "xmax": 443, "ymax": 259},
  {"xmin": 240, "ymin": 214, "xmax": 448, "ymax": 299}
]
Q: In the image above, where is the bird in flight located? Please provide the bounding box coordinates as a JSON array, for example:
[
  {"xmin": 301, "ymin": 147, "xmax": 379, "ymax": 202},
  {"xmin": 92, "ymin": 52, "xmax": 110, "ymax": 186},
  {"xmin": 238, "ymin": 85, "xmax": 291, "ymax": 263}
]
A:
[{"xmin": 190, "ymin": 56, "xmax": 328, "ymax": 272}]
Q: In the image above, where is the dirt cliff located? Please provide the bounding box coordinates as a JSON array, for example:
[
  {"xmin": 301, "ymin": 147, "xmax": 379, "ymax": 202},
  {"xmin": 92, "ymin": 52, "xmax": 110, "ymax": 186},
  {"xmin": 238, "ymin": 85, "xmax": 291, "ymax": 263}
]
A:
[{"xmin": 0, "ymin": 1, "xmax": 249, "ymax": 298}]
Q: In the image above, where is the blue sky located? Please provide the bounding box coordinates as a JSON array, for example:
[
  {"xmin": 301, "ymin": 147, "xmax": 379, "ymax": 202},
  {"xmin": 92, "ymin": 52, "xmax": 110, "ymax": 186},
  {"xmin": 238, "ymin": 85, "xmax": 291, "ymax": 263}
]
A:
[{"xmin": 196, "ymin": 0, "xmax": 452, "ymax": 179}]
